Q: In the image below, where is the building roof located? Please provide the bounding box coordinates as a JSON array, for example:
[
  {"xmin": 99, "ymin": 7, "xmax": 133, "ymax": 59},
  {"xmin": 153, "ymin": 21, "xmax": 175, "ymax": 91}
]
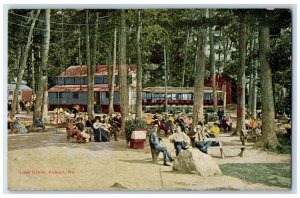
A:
[
  {"xmin": 48, "ymin": 84, "xmax": 119, "ymax": 92},
  {"xmin": 8, "ymin": 84, "xmax": 32, "ymax": 91},
  {"xmin": 142, "ymin": 86, "xmax": 223, "ymax": 94},
  {"xmin": 59, "ymin": 65, "xmax": 136, "ymax": 77}
]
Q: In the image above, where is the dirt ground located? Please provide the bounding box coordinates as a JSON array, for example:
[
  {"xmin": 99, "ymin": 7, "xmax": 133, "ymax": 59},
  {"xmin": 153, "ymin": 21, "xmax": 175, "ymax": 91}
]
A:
[{"xmin": 7, "ymin": 125, "xmax": 291, "ymax": 191}]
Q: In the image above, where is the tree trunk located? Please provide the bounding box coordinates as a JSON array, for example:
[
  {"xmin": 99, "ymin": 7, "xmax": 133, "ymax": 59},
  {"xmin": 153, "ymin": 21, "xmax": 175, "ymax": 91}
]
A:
[
  {"xmin": 164, "ymin": 39, "xmax": 168, "ymax": 113},
  {"xmin": 135, "ymin": 11, "xmax": 143, "ymax": 119},
  {"xmin": 108, "ymin": 27, "xmax": 117, "ymax": 115},
  {"xmin": 209, "ymin": 17, "xmax": 217, "ymax": 112},
  {"xmin": 78, "ymin": 28, "xmax": 83, "ymax": 91},
  {"xmin": 248, "ymin": 35, "xmax": 254, "ymax": 114},
  {"xmin": 234, "ymin": 11, "xmax": 247, "ymax": 136},
  {"xmin": 90, "ymin": 12, "xmax": 99, "ymax": 115},
  {"xmin": 86, "ymin": 10, "xmax": 93, "ymax": 117},
  {"xmin": 192, "ymin": 10, "xmax": 207, "ymax": 129},
  {"xmin": 255, "ymin": 14, "xmax": 278, "ymax": 149},
  {"xmin": 181, "ymin": 30, "xmax": 190, "ymax": 87},
  {"xmin": 119, "ymin": 9, "xmax": 129, "ymax": 133},
  {"xmin": 11, "ymin": 10, "xmax": 40, "ymax": 116},
  {"xmin": 31, "ymin": 48, "xmax": 35, "ymax": 96},
  {"xmin": 251, "ymin": 58, "xmax": 258, "ymax": 118},
  {"xmin": 36, "ymin": 9, "xmax": 50, "ymax": 121}
]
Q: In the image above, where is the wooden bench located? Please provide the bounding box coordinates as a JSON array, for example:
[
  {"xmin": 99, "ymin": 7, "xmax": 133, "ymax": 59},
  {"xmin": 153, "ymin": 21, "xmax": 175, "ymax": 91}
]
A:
[
  {"xmin": 207, "ymin": 136, "xmax": 246, "ymax": 159},
  {"xmin": 240, "ymin": 129, "xmax": 261, "ymax": 143}
]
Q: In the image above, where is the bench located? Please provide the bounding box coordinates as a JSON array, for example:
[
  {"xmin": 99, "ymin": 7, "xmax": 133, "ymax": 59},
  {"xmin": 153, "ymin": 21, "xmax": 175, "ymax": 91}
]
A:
[
  {"xmin": 206, "ymin": 136, "xmax": 246, "ymax": 159},
  {"xmin": 240, "ymin": 129, "xmax": 261, "ymax": 143},
  {"xmin": 150, "ymin": 148, "xmax": 160, "ymax": 163}
]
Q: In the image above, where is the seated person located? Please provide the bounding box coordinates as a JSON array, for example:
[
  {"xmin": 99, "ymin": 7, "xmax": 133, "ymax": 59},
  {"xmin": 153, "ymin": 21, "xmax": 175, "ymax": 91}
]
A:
[
  {"xmin": 169, "ymin": 125, "xmax": 190, "ymax": 156},
  {"xmin": 149, "ymin": 125, "xmax": 174, "ymax": 166},
  {"xmin": 285, "ymin": 119, "xmax": 291, "ymax": 137},
  {"xmin": 193, "ymin": 121, "xmax": 212, "ymax": 154},
  {"xmin": 221, "ymin": 115, "xmax": 233, "ymax": 132},
  {"xmin": 109, "ymin": 118, "xmax": 119, "ymax": 141},
  {"xmin": 249, "ymin": 118, "xmax": 256, "ymax": 130},
  {"xmin": 85, "ymin": 116, "xmax": 94, "ymax": 128},
  {"xmin": 12, "ymin": 118, "xmax": 28, "ymax": 134},
  {"xmin": 99, "ymin": 120, "xmax": 110, "ymax": 142},
  {"xmin": 92, "ymin": 117, "xmax": 102, "ymax": 142},
  {"xmin": 33, "ymin": 117, "xmax": 45, "ymax": 132},
  {"xmin": 8, "ymin": 113, "xmax": 14, "ymax": 130},
  {"xmin": 209, "ymin": 122, "xmax": 220, "ymax": 138},
  {"xmin": 146, "ymin": 114, "xmax": 153, "ymax": 125},
  {"xmin": 112, "ymin": 114, "xmax": 122, "ymax": 128},
  {"xmin": 66, "ymin": 120, "xmax": 84, "ymax": 143},
  {"xmin": 76, "ymin": 123, "xmax": 90, "ymax": 143}
]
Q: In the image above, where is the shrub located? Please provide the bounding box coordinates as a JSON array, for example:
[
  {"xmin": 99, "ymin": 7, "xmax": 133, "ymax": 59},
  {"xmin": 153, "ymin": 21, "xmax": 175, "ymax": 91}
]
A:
[{"xmin": 124, "ymin": 119, "xmax": 147, "ymax": 143}]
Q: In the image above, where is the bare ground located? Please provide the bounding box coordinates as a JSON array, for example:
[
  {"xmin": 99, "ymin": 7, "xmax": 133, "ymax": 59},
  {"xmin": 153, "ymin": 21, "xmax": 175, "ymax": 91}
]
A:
[{"xmin": 7, "ymin": 126, "xmax": 291, "ymax": 192}]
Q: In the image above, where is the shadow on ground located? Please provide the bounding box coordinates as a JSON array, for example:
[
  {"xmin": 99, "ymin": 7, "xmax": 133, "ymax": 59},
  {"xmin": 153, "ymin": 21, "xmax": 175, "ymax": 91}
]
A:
[{"xmin": 8, "ymin": 129, "xmax": 130, "ymax": 152}]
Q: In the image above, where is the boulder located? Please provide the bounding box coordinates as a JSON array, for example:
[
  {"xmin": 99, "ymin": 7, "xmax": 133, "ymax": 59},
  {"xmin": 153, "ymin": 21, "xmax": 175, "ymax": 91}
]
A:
[{"xmin": 173, "ymin": 149, "xmax": 222, "ymax": 176}]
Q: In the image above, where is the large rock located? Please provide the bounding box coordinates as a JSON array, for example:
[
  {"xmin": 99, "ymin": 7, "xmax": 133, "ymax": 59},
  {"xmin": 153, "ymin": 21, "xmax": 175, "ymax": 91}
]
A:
[{"xmin": 173, "ymin": 149, "xmax": 222, "ymax": 176}]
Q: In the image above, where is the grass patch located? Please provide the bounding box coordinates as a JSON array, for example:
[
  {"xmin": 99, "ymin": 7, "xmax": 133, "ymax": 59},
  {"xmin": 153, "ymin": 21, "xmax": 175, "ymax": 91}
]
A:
[{"xmin": 220, "ymin": 163, "xmax": 291, "ymax": 188}]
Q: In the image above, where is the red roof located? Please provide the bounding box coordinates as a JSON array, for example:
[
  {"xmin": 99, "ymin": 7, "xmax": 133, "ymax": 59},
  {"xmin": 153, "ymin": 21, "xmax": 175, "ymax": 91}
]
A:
[
  {"xmin": 59, "ymin": 65, "xmax": 136, "ymax": 77},
  {"xmin": 48, "ymin": 84, "xmax": 119, "ymax": 92}
]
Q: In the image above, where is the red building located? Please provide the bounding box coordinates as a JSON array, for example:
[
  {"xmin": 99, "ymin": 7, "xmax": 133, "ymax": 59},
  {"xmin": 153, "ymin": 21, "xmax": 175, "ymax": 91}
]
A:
[
  {"xmin": 8, "ymin": 79, "xmax": 33, "ymax": 102},
  {"xmin": 48, "ymin": 65, "xmax": 136, "ymax": 113}
]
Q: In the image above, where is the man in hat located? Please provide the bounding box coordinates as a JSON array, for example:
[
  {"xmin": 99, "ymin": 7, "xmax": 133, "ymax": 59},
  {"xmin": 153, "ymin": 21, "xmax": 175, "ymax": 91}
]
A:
[
  {"xmin": 149, "ymin": 124, "xmax": 174, "ymax": 166},
  {"xmin": 193, "ymin": 121, "xmax": 213, "ymax": 153},
  {"xmin": 169, "ymin": 125, "xmax": 190, "ymax": 156}
]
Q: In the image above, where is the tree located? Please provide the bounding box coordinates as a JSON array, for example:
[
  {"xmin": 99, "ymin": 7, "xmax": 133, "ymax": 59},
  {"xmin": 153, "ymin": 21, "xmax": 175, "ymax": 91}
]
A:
[
  {"xmin": 86, "ymin": 10, "xmax": 93, "ymax": 117},
  {"xmin": 135, "ymin": 10, "xmax": 143, "ymax": 119},
  {"xmin": 11, "ymin": 10, "xmax": 41, "ymax": 117},
  {"xmin": 192, "ymin": 9, "xmax": 207, "ymax": 129},
  {"xmin": 255, "ymin": 10, "xmax": 278, "ymax": 149},
  {"xmin": 90, "ymin": 12, "xmax": 99, "ymax": 115},
  {"xmin": 34, "ymin": 9, "xmax": 50, "ymax": 121},
  {"xmin": 119, "ymin": 9, "xmax": 129, "ymax": 133},
  {"xmin": 234, "ymin": 10, "xmax": 247, "ymax": 135},
  {"xmin": 209, "ymin": 10, "xmax": 218, "ymax": 112},
  {"xmin": 108, "ymin": 26, "xmax": 117, "ymax": 115}
]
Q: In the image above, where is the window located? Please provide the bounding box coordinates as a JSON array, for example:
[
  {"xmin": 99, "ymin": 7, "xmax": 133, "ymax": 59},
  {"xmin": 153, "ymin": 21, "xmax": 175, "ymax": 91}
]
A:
[
  {"xmin": 74, "ymin": 77, "xmax": 83, "ymax": 85},
  {"xmin": 73, "ymin": 92, "xmax": 79, "ymax": 99},
  {"xmin": 65, "ymin": 77, "xmax": 75, "ymax": 85},
  {"xmin": 94, "ymin": 76, "xmax": 103, "ymax": 84},
  {"xmin": 114, "ymin": 76, "xmax": 119, "ymax": 84},
  {"xmin": 103, "ymin": 76, "xmax": 108, "ymax": 84},
  {"xmin": 106, "ymin": 92, "xmax": 109, "ymax": 98},
  {"xmin": 56, "ymin": 92, "xmax": 62, "ymax": 98}
]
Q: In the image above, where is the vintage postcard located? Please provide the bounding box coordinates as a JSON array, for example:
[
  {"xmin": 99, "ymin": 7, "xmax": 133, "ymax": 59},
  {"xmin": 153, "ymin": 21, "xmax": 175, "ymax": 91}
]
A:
[{"xmin": 5, "ymin": 5, "xmax": 293, "ymax": 192}]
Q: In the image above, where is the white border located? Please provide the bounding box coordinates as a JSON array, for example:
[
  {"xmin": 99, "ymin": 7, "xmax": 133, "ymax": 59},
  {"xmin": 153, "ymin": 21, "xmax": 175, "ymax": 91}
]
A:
[{"xmin": 1, "ymin": 0, "xmax": 299, "ymax": 197}]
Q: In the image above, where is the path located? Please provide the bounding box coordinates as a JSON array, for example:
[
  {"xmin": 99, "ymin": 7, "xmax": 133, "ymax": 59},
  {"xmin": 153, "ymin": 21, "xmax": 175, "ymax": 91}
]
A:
[{"xmin": 7, "ymin": 127, "xmax": 291, "ymax": 191}]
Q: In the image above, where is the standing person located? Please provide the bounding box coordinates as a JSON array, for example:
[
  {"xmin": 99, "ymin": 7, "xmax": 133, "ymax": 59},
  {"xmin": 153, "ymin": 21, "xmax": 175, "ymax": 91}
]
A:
[
  {"xmin": 217, "ymin": 107, "xmax": 224, "ymax": 121},
  {"xmin": 25, "ymin": 100, "xmax": 30, "ymax": 114},
  {"xmin": 149, "ymin": 125, "xmax": 174, "ymax": 166},
  {"xmin": 193, "ymin": 122, "xmax": 212, "ymax": 154},
  {"xmin": 169, "ymin": 125, "xmax": 190, "ymax": 156}
]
